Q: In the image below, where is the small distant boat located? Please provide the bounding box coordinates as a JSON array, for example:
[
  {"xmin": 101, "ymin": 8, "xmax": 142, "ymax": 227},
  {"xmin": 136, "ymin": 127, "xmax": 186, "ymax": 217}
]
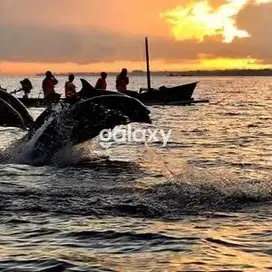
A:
[{"xmin": 167, "ymin": 73, "xmax": 193, "ymax": 77}]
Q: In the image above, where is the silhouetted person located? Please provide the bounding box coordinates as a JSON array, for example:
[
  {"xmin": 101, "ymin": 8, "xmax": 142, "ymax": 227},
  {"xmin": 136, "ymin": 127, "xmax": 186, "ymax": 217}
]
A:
[
  {"xmin": 65, "ymin": 74, "xmax": 77, "ymax": 103},
  {"xmin": 42, "ymin": 71, "xmax": 60, "ymax": 104},
  {"xmin": 116, "ymin": 68, "xmax": 129, "ymax": 92},
  {"xmin": 95, "ymin": 72, "xmax": 107, "ymax": 90}
]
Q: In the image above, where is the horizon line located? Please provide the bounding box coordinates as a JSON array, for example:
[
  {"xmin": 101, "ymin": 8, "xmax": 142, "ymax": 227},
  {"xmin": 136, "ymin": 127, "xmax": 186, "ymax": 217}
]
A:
[{"xmin": 1, "ymin": 68, "xmax": 272, "ymax": 76}]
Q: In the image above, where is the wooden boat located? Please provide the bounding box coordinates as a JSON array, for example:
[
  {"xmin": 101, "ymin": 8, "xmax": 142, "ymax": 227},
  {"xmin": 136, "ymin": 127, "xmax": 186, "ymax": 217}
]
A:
[
  {"xmin": 2, "ymin": 37, "xmax": 203, "ymax": 107},
  {"xmin": 124, "ymin": 82, "xmax": 197, "ymax": 103},
  {"xmin": 14, "ymin": 81, "xmax": 198, "ymax": 107}
]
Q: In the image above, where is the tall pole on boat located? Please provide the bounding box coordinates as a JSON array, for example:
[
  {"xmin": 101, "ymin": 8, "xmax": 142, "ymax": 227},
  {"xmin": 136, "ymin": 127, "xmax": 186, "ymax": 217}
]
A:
[{"xmin": 145, "ymin": 37, "xmax": 151, "ymax": 90}]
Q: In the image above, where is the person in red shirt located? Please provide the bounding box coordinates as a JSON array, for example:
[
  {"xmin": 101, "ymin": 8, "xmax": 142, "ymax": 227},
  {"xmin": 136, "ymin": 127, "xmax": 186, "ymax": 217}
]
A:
[
  {"xmin": 116, "ymin": 68, "xmax": 129, "ymax": 92},
  {"xmin": 42, "ymin": 71, "xmax": 60, "ymax": 104},
  {"xmin": 95, "ymin": 72, "xmax": 107, "ymax": 90},
  {"xmin": 65, "ymin": 74, "xmax": 77, "ymax": 102}
]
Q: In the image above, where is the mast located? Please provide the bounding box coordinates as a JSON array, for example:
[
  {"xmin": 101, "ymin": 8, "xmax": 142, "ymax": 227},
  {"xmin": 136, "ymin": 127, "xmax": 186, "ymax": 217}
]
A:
[{"xmin": 145, "ymin": 37, "xmax": 151, "ymax": 90}]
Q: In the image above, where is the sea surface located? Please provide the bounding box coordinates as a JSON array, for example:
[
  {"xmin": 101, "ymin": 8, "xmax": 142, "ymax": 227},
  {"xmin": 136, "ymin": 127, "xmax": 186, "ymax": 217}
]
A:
[{"xmin": 0, "ymin": 75, "xmax": 271, "ymax": 271}]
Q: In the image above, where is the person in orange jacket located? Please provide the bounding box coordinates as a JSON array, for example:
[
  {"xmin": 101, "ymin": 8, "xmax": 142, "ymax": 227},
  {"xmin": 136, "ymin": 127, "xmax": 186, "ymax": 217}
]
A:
[
  {"xmin": 42, "ymin": 71, "xmax": 60, "ymax": 103},
  {"xmin": 65, "ymin": 74, "xmax": 76, "ymax": 97},
  {"xmin": 95, "ymin": 72, "xmax": 107, "ymax": 90},
  {"xmin": 65, "ymin": 74, "xmax": 77, "ymax": 103},
  {"xmin": 116, "ymin": 68, "xmax": 129, "ymax": 92}
]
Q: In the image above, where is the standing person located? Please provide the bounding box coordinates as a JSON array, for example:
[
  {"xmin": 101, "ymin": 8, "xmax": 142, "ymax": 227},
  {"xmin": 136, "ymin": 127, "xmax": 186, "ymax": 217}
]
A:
[
  {"xmin": 116, "ymin": 68, "xmax": 129, "ymax": 92},
  {"xmin": 42, "ymin": 71, "xmax": 60, "ymax": 103},
  {"xmin": 65, "ymin": 74, "xmax": 77, "ymax": 101},
  {"xmin": 95, "ymin": 72, "xmax": 107, "ymax": 90}
]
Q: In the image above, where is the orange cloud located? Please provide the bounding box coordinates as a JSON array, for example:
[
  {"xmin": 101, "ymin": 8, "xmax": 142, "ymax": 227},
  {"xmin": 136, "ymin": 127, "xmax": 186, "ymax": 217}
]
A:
[{"xmin": 0, "ymin": 0, "xmax": 271, "ymax": 74}]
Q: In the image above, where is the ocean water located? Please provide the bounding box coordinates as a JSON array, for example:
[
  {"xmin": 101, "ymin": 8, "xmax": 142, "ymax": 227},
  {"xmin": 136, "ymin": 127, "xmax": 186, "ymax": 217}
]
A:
[{"xmin": 0, "ymin": 75, "xmax": 271, "ymax": 271}]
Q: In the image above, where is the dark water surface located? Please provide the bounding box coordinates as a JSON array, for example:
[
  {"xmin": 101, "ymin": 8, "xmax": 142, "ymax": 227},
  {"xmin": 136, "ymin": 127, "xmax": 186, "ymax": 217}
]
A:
[{"xmin": 0, "ymin": 76, "xmax": 271, "ymax": 271}]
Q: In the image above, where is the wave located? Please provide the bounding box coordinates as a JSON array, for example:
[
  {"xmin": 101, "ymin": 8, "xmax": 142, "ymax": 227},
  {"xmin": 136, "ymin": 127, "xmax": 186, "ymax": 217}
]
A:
[
  {"xmin": 0, "ymin": 104, "xmax": 81, "ymax": 166},
  {"xmin": 62, "ymin": 229, "xmax": 183, "ymax": 241},
  {"xmin": 0, "ymin": 258, "xmax": 73, "ymax": 272},
  {"xmin": 0, "ymin": 119, "xmax": 271, "ymax": 218},
  {"xmin": 0, "ymin": 160, "xmax": 270, "ymax": 218}
]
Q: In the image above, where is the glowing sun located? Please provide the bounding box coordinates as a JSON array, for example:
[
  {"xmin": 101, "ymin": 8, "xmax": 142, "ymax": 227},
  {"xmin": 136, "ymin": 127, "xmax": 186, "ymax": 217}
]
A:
[{"xmin": 160, "ymin": 0, "xmax": 250, "ymax": 43}]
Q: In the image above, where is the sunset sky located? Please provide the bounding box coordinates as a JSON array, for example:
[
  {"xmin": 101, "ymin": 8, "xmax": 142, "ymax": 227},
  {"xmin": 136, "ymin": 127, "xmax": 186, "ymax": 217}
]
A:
[{"xmin": 0, "ymin": 0, "xmax": 271, "ymax": 74}]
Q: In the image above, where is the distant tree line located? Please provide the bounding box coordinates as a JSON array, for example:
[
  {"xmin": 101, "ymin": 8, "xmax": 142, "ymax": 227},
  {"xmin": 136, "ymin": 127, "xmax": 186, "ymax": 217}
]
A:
[{"xmin": 36, "ymin": 69, "xmax": 272, "ymax": 77}]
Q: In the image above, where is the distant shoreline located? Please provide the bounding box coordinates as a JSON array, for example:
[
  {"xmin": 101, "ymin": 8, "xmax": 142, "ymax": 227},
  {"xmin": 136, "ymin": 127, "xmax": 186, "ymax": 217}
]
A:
[{"xmin": 35, "ymin": 69, "xmax": 272, "ymax": 77}]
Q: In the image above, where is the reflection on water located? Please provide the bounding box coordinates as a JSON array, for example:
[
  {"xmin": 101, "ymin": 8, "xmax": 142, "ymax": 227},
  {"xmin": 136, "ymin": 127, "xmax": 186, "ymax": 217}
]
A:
[
  {"xmin": 1, "ymin": 214, "xmax": 271, "ymax": 271},
  {"xmin": 0, "ymin": 76, "xmax": 271, "ymax": 271}
]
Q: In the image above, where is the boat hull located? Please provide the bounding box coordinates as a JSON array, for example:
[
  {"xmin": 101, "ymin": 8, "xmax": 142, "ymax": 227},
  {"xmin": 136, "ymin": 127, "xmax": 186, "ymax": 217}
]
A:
[
  {"xmin": 125, "ymin": 82, "xmax": 198, "ymax": 103},
  {"xmin": 15, "ymin": 82, "xmax": 198, "ymax": 107}
]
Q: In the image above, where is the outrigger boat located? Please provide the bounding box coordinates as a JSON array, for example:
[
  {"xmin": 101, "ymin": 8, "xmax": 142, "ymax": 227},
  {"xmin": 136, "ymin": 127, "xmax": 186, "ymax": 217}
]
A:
[
  {"xmin": 12, "ymin": 80, "xmax": 198, "ymax": 107},
  {"xmin": 1, "ymin": 38, "xmax": 208, "ymax": 107}
]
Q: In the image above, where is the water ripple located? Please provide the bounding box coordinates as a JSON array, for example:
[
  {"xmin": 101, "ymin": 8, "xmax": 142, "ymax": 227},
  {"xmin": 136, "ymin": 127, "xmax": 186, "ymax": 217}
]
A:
[{"xmin": 0, "ymin": 76, "xmax": 271, "ymax": 271}]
